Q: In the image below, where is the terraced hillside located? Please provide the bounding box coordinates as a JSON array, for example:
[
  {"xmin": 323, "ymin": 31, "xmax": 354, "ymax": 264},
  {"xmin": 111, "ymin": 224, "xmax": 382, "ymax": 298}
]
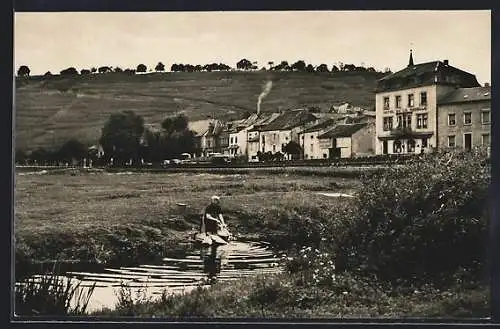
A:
[{"xmin": 14, "ymin": 71, "xmax": 383, "ymax": 150}]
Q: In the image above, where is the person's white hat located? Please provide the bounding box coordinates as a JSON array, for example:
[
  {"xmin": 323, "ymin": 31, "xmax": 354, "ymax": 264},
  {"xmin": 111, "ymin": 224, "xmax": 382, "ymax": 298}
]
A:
[{"xmin": 211, "ymin": 195, "xmax": 220, "ymax": 201}]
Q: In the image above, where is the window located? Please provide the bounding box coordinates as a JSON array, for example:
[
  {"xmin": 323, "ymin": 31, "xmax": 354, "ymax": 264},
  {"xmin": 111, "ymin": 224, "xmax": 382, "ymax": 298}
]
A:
[
  {"xmin": 272, "ymin": 145, "xmax": 276, "ymax": 152},
  {"xmin": 448, "ymin": 135, "xmax": 456, "ymax": 148},
  {"xmin": 464, "ymin": 112, "xmax": 472, "ymax": 125},
  {"xmin": 310, "ymin": 144, "xmax": 314, "ymax": 152},
  {"xmin": 393, "ymin": 140, "xmax": 402, "ymax": 153},
  {"xmin": 383, "ymin": 117, "xmax": 393, "ymax": 131},
  {"xmin": 395, "ymin": 95, "xmax": 402, "ymax": 108},
  {"xmin": 481, "ymin": 110, "xmax": 491, "ymax": 124},
  {"xmin": 397, "ymin": 114, "xmax": 412, "ymax": 128},
  {"xmin": 262, "ymin": 136, "xmax": 265, "ymax": 144},
  {"xmin": 420, "ymin": 92, "xmax": 427, "ymax": 106},
  {"xmin": 482, "ymin": 134, "xmax": 490, "ymax": 146},
  {"xmin": 408, "ymin": 94, "xmax": 414, "ymax": 107},
  {"xmin": 422, "ymin": 138, "xmax": 428, "ymax": 148},
  {"xmin": 448, "ymin": 113, "xmax": 456, "ymax": 126},
  {"xmin": 230, "ymin": 137, "xmax": 233, "ymax": 144},
  {"xmin": 383, "ymin": 97, "xmax": 390, "ymax": 110},
  {"xmin": 408, "ymin": 139, "xmax": 415, "ymax": 153},
  {"xmin": 417, "ymin": 113, "xmax": 428, "ymax": 129},
  {"xmin": 323, "ymin": 154, "xmax": 327, "ymax": 159},
  {"xmin": 235, "ymin": 137, "xmax": 238, "ymax": 143}
]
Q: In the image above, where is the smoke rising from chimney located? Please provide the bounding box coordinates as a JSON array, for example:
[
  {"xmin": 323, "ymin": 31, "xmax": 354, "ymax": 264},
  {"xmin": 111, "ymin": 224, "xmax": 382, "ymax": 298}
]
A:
[{"xmin": 257, "ymin": 80, "xmax": 273, "ymax": 115}]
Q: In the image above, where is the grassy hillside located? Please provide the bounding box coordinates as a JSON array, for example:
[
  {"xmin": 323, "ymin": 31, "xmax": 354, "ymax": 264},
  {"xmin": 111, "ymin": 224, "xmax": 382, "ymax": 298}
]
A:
[{"xmin": 14, "ymin": 71, "xmax": 383, "ymax": 150}]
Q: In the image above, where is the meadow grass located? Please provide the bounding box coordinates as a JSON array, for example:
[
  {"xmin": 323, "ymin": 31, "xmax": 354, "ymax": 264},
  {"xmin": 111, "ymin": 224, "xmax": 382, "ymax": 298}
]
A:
[
  {"xmin": 15, "ymin": 268, "xmax": 96, "ymax": 316},
  {"xmin": 15, "ymin": 170, "xmax": 357, "ymax": 270},
  {"xmin": 92, "ymin": 271, "xmax": 489, "ymax": 319}
]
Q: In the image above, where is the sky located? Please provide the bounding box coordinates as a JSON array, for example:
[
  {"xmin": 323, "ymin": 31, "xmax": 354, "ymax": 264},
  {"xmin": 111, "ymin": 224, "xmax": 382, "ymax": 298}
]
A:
[{"xmin": 14, "ymin": 10, "xmax": 491, "ymax": 84}]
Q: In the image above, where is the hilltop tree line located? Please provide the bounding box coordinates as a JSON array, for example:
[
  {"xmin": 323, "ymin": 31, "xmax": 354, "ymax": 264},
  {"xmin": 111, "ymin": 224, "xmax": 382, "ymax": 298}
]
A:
[
  {"xmin": 16, "ymin": 59, "xmax": 391, "ymax": 77},
  {"xmin": 15, "ymin": 111, "xmax": 198, "ymax": 167}
]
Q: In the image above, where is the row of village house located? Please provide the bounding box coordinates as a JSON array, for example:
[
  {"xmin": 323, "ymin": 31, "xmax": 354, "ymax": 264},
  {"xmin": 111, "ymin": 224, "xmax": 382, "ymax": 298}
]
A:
[
  {"xmin": 183, "ymin": 52, "xmax": 491, "ymax": 161},
  {"xmin": 185, "ymin": 108, "xmax": 376, "ymax": 161},
  {"xmin": 92, "ymin": 52, "xmax": 490, "ymax": 162}
]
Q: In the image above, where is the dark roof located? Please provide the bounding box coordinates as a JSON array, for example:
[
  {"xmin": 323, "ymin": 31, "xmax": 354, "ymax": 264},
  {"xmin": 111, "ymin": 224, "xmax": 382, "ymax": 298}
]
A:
[
  {"xmin": 247, "ymin": 113, "xmax": 281, "ymax": 132},
  {"xmin": 204, "ymin": 120, "xmax": 224, "ymax": 136},
  {"xmin": 260, "ymin": 109, "xmax": 317, "ymax": 131},
  {"xmin": 438, "ymin": 86, "xmax": 491, "ymax": 105},
  {"xmin": 377, "ymin": 60, "xmax": 480, "ymax": 92},
  {"xmin": 300, "ymin": 118, "xmax": 337, "ymax": 133},
  {"xmin": 318, "ymin": 123, "xmax": 367, "ymax": 139}
]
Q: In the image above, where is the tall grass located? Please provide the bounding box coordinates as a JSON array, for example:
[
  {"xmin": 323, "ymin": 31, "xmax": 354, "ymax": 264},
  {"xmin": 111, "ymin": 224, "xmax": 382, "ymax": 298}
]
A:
[{"xmin": 15, "ymin": 269, "xmax": 96, "ymax": 316}]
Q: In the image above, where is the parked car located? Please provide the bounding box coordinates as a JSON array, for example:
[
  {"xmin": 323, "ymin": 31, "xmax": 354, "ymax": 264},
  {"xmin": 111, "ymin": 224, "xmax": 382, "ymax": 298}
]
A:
[{"xmin": 211, "ymin": 154, "xmax": 232, "ymax": 166}]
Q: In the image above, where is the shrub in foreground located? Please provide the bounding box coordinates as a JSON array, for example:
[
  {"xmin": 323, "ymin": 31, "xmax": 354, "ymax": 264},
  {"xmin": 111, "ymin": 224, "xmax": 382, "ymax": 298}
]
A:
[{"xmin": 332, "ymin": 150, "xmax": 490, "ymax": 285}]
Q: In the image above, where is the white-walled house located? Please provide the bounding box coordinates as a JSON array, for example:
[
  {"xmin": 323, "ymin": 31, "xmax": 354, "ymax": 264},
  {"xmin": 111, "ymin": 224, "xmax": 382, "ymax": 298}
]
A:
[
  {"xmin": 298, "ymin": 119, "xmax": 338, "ymax": 160},
  {"xmin": 245, "ymin": 113, "xmax": 281, "ymax": 161},
  {"xmin": 375, "ymin": 51, "xmax": 481, "ymax": 155},
  {"xmin": 317, "ymin": 122, "xmax": 376, "ymax": 158},
  {"xmin": 259, "ymin": 109, "xmax": 318, "ymax": 160}
]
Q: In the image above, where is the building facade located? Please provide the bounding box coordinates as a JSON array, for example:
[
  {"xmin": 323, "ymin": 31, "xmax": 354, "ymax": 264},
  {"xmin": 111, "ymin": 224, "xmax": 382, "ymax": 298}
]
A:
[
  {"xmin": 437, "ymin": 86, "xmax": 491, "ymax": 151},
  {"xmin": 298, "ymin": 119, "xmax": 338, "ymax": 160},
  {"xmin": 318, "ymin": 122, "xmax": 375, "ymax": 158},
  {"xmin": 259, "ymin": 109, "xmax": 318, "ymax": 159},
  {"xmin": 375, "ymin": 52, "xmax": 481, "ymax": 155}
]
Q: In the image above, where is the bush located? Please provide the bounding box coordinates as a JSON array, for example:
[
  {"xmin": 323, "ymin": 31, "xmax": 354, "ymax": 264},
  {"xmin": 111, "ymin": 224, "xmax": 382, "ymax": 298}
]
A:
[{"xmin": 333, "ymin": 150, "xmax": 490, "ymax": 285}]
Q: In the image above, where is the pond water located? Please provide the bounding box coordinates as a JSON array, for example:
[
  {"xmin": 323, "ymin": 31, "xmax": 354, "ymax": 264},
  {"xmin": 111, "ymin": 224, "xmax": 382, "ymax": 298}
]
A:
[{"xmin": 17, "ymin": 241, "xmax": 283, "ymax": 314}]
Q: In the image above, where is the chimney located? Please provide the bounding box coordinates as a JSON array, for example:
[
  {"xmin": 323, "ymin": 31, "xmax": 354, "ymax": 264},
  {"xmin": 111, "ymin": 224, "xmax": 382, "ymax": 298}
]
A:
[{"xmin": 443, "ymin": 59, "xmax": 449, "ymax": 66}]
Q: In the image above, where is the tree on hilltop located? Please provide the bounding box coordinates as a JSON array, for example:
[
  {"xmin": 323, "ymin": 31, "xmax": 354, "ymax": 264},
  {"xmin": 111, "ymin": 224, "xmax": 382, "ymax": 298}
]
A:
[
  {"xmin": 273, "ymin": 61, "xmax": 291, "ymax": 71},
  {"xmin": 291, "ymin": 60, "xmax": 306, "ymax": 72},
  {"xmin": 155, "ymin": 62, "xmax": 165, "ymax": 72},
  {"xmin": 316, "ymin": 64, "xmax": 329, "ymax": 72},
  {"xmin": 136, "ymin": 64, "xmax": 147, "ymax": 73},
  {"xmin": 98, "ymin": 66, "xmax": 112, "ymax": 74},
  {"xmin": 17, "ymin": 65, "xmax": 30, "ymax": 77},
  {"xmin": 60, "ymin": 67, "xmax": 79, "ymax": 76},
  {"xmin": 305, "ymin": 64, "xmax": 315, "ymax": 73},
  {"xmin": 236, "ymin": 58, "xmax": 253, "ymax": 70}
]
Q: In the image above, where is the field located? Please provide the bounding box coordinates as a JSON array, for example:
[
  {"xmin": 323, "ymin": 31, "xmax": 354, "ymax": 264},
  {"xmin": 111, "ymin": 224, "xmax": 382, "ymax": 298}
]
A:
[
  {"xmin": 15, "ymin": 169, "xmax": 359, "ymax": 271},
  {"xmin": 14, "ymin": 70, "xmax": 383, "ymax": 150}
]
